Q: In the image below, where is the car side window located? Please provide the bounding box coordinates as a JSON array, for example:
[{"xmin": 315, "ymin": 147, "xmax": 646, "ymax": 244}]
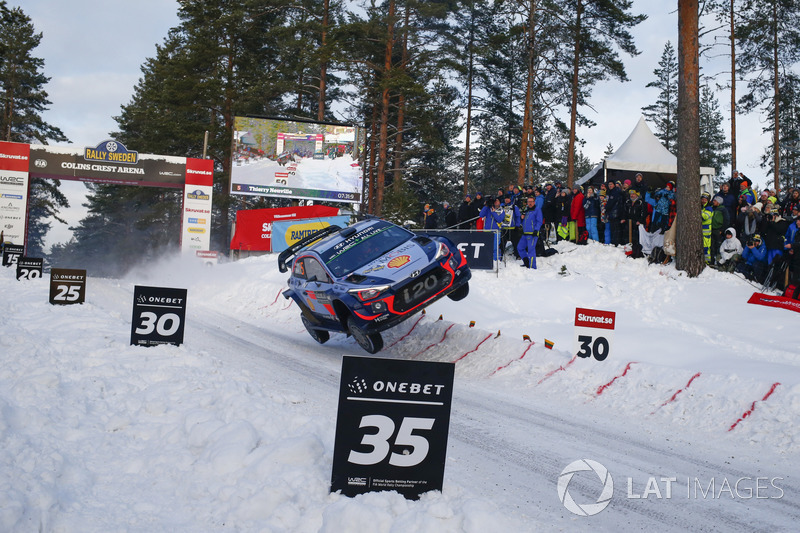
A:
[
  {"xmin": 292, "ymin": 259, "xmax": 306, "ymax": 279},
  {"xmin": 304, "ymin": 258, "xmax": 331, "ymax": 283}
]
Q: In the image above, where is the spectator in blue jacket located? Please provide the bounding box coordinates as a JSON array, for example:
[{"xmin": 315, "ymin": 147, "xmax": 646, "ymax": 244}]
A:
[
  {"xmin": 517, "ymin": 196, "xmax": 544, "ymax": 268},
  {"xmin": 718, "ymin": 182, "xmax": 738, "ymax": 226},
  {"xmin": 480, "ymin": 197, "xmax": 505, "ymax": 260},
  {"xmin": 583, "ymin": 185, "xmax": 601, "ymax": 241},
  {"xmin": 737, "ymin": 234, "xmax": 768, "ymax": 283}
]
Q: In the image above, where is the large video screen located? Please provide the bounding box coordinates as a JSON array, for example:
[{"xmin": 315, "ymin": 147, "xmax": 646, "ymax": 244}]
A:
[{"xmin": 230, "ymin": 116, "xmax": 364, "ymax": 204}]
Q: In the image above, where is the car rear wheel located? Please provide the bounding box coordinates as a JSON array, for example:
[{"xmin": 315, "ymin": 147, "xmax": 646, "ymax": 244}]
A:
[
  {"xmin": 347, "ymin": 317, "xmax": 383, "ymax": 354},
  {"xmin": 447, "ymin": 282, "xmax": 469, "ymax": 301},
  {"xmin": 302, "ymin": 315, "xmax": 330, "ymax": 344}
]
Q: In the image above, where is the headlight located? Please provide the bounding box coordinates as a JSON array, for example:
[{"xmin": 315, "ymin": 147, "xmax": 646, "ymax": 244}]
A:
[
  {"xmin": 448, "ymin": 251, "xmax": 461, "ymax": 270},
  {"xmin": 348, "ymin": 285, "xmax": 390, "ymax": 302},
  {"xmin": 434, "ymin": 242, "xmax": 450, "ymax": 261}
]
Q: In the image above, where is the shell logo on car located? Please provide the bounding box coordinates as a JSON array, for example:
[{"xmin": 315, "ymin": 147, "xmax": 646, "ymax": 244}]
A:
[{"xmin": 387, "ymin": 255, "xmax": 411, "ymax": 268}]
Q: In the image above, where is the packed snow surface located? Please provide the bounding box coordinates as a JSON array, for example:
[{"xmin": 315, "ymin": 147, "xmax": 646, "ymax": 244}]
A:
[{"xmin": 2, "ymin": 241, "xmax": 799, "ymax": 532}]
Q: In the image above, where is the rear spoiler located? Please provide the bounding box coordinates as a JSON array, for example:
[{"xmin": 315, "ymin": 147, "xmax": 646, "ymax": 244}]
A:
[{"xmin": 277, "ymin": 225, "xmax": 342, "ymax": 273}]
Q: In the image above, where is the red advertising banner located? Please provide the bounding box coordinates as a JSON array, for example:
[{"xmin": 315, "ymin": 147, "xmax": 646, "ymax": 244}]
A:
[
  {"xmin": 574, "ymin": 308, "xmax": 616, "ymax": 330},
  {"xmin": 747, "ymin": 293, "xmax": 800, "ymax": 314},
  {"xmin": 185, "ymin": 158, "xmax": 214, "ymax": 186},
  {"xmin": 230, "ymin": 205, "xmax": 340, "ymax": 251},
  {"xmin": 0, "ymin": 141, "xmax": 30, "ymax": 172}
]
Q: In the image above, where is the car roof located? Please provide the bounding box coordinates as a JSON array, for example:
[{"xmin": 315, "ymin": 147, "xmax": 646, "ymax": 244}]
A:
[{"xmin": 307, "ymin": 218, "xmax": 390, "ymax": 253}]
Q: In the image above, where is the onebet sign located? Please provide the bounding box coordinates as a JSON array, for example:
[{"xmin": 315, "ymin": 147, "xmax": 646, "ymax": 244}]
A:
[{"xmin": 574, "ymin": 307, "xmax": 616, "ymax": 361}]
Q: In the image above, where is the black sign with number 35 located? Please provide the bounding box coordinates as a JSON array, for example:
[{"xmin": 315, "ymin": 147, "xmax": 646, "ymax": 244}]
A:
[{"xmin": 330, "ymin": 356, "xmax": 454, "ymax": 500}]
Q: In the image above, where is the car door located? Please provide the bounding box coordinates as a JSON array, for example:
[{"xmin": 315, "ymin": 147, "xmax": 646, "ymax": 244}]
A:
[{"xmin": 298, "ymin": 256, "xmax": 337, "ymax": 323}]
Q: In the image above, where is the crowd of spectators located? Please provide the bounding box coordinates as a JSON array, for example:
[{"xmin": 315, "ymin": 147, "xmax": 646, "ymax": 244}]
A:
[{"xmin": 420, "ymin": 172, "xmax": 800, "ymax": 296}]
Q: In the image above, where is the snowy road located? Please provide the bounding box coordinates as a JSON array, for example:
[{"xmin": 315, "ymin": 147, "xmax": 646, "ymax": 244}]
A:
[
  {"xmin": 3, "ymin": 244, "xmax": 799, "ymax": 531},
  {"xmin": 187, "ymin": 292, "xmax": 800, "ymax": 532}
]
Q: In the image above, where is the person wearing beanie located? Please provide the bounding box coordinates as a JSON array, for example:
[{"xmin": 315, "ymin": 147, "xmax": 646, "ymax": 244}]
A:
[
  {"xmin": 710, "ymin": 195, "xmax": 730, "ymax": 264},
  {"xmin": 738, "ymin": 233, "xmax": 768, "ymax": 282},
  {"xmin": 458, "ymin": 192, "xmax": 478, "ymax": 229},
  {"xmin": 717, "ymin": 181, "xmax": 737, "ymax": 225},
  {"xmin": 423, "ymin": 203, "xmax": 438, "ymax": 229},
  {"xmin": 443, "ymin": 200, "xmax": 457, "ymax": 228}
]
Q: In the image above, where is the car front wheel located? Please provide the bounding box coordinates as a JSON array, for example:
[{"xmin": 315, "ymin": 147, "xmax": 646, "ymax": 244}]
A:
[
  {"xmin": 447, "ymin": 282, "xmax": 469, "ymax": 301},
  {"xmin": 302, "ymin": 315, "xmax": 330, "ymax": 344},
  {"xmin": 347, "ymin": 317, "xmax": 383, "ymax": 354}
]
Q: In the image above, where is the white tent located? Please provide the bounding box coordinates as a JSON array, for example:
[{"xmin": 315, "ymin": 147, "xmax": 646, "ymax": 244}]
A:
[{"xmin": 577, "ymin": 116, "xmax": 715, "ymax": 192}]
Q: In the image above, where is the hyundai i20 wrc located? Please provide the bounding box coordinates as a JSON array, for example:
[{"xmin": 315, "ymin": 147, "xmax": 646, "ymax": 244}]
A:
[{"xmin": 278, "ymin": 218, "xmax": 471, "ymax": 353}]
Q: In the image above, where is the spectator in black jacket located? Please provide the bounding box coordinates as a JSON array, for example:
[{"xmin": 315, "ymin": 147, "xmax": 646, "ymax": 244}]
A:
[
  {"xmin": 458, "ymin": 193, "xmax": 478, "ymax": 229},
  {"xmin": 443, "ymin": 201, "xmax": 458, "ymax": 228},
  {"xmin": 605, "ymin": 181, "xmax": 625, "ymax": 245}
]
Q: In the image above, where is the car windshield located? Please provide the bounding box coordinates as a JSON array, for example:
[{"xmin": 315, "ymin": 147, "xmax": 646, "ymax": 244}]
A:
[{"xmin": 319, "ymin": 222, "xmax": 413, "ymax": 277}]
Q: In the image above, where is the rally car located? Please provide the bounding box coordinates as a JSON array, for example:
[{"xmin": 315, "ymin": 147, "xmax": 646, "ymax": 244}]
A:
[{"xmin": 278, "ymin": 218, "xmax": 471, "ymax": 353}]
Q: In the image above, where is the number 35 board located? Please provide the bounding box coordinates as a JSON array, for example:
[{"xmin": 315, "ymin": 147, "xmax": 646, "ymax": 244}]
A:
[
  {"xmin": 574, "ymin": 307, "xmax": 616, "ymax": 361},
  {"xmin": 130, "ymin": 285, "xmax": 188, "ymax": 347},
  {"xmin": 330, "ymin": 356, "xmax": 454, "ymax": 500}
]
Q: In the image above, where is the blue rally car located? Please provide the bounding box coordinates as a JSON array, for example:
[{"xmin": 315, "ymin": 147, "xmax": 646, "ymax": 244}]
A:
[{"xmin": 278, "ymin": 218, "xmax": 471, "ymax": 353}]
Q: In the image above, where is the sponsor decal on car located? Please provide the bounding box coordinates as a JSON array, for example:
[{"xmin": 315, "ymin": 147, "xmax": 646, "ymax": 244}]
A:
[{"xmin": 388, "ymin": 255, "xmax": 411, "ymax": 268}]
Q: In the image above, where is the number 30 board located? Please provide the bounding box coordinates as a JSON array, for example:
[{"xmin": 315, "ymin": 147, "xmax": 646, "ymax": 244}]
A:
[
  {"xmin": 130, "ymin": 286, "xmax": 188, "ymax": 347},
  {"xmin": 330, "ymin": 356, "xmax": 454, "ymax": 500},
  {"xmin": 574, "ymin": 307, "xmax": 616, "ymax": 361}
]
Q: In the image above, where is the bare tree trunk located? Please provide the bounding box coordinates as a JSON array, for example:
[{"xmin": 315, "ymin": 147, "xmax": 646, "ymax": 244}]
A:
[
  {"xmin": 676, "ymin": 0, "xmax": 705, "ymax": 277},
  {"xmin": 463, "ymin": 2, "xmax": 476, "ymax": 195},
  {"xmin": 730, "ymin": 0, "xmax": 737, "ymax": 176},
  {"xmin": 393, "ymin": 2, "xmax": 410, "ymax": 187},
  {"xmin": 518, "ymin": 0, "xmax": 535, "ymax": 187},
  {"xmin": 317, "ymin": 0, "xmax": 330, "ymax": 121},
  {"xmin": 368, "ymin": 105, "xmax": 379, "ymax": 214},
  {"xmin": 567, "ymin": 0, "xmax": 583, "ymax": 189},
  {"xmin": 375, "ymin": 0, "xmax": 396, "ymax": 217},
  {"xmin": 772, "ymin": 0, "xmax": 780, "ymax": 194}
]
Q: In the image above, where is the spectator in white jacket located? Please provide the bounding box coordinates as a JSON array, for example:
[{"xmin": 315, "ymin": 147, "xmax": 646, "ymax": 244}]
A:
[{"xmin": 718, "ymin": 227, "xmax": 743, "ymax": 271}]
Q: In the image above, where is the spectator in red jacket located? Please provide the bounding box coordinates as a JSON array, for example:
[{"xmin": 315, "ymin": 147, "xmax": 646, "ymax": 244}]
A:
[{"xmin": 570, "ymin": 185, "xmax": 586, "ymax": 243}]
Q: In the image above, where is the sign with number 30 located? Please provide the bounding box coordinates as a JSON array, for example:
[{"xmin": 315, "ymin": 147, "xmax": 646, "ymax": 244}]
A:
[{"xmin": 574, "ymin": 307, "xmax": 616, "ymax": 361}]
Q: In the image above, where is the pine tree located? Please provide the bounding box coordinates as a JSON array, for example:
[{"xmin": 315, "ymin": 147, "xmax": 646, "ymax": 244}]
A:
[
  {"xmin": 758, "ymin": 73, "xmax": 800, "ymax": 190},
  {"xmin": 642, "ymin": 41, "xmax": 679, "ymax": 153},
  {"xmin": 564, "ymin": 0, "xmax": 645, "ymax": 187},
  {"xmin": 737, "ymin": 0, "xmax": 800, "ymax": 193},
  {"xmin": 0, "ymin": 2, "xmax": 69, "ymax": 255},
  {"xmin": 699, "ymin": 84, "xmax": 731, "ymax": 187}
]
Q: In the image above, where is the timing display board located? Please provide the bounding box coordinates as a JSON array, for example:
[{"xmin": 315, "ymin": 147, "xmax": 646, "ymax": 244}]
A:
[{"xmin": 230, "ymin": 116, "xmax": 364, "ymax": 203}]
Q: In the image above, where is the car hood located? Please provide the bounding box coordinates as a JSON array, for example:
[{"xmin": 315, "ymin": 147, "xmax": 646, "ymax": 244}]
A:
[{"xmin": 347, "ymin": 238, "xmax": 433, "ymax": 284}]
